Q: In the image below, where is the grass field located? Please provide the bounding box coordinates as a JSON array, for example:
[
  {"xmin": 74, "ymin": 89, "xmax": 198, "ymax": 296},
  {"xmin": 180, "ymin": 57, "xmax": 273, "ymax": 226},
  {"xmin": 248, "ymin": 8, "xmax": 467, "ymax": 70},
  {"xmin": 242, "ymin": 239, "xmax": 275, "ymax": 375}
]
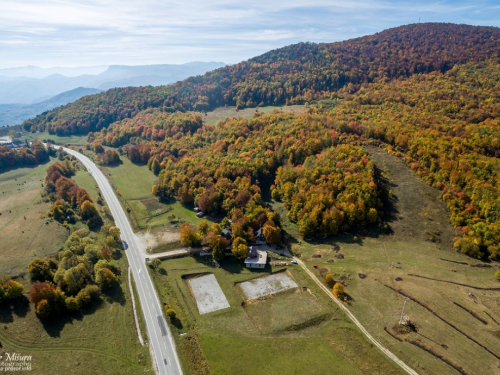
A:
[
  {"xmin": 287, "ymin": 146, "xmax": 500, "ymax": 375},
  {"xmin": 150, "ymin": 256, "xmax": 403, "ymax": 375},
  {"xmin": 198, "ymin": 104, "xmax": 307, "ymax": 126},
  {"xmin": 0, "ymin": 156, "xmax": 153, "ymax": 375},
  {"xmin": 0, "ymin": 160, "xmax": 67, "ymax": 276},
  {"xmin": 0, "ymin": 258, "xmax": 153, "ymax": 375},
  {"xmin": 101, "ymin": 156, "xmax": 209, "ymax": 255},
  {"xmin": 72, "ymin": 169, "xmax": 101, "ymax": 205},
  {"xmin": 22, "ymin": 131, "xmax": 88, "ymax": 146}
]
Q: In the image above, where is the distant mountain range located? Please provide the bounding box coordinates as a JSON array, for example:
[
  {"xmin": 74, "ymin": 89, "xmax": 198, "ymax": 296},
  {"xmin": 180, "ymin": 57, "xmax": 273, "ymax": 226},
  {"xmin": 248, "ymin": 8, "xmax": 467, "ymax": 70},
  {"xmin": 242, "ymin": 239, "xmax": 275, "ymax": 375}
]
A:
[
  {"xmin": 0, "ymin": 61, "xmax": 225, "ymax": 127},
  {"xmin": 0, "ymin": 87, "xmax": 103, "ymax": 128}
]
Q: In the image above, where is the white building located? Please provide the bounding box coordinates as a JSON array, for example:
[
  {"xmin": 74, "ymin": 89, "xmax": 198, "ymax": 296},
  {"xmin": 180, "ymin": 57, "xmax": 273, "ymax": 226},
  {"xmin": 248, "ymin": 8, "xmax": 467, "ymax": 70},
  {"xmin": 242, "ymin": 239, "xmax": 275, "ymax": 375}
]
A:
[{"xmin": 244, "ymin": 246, "xmax": 267, "ymax": 269}]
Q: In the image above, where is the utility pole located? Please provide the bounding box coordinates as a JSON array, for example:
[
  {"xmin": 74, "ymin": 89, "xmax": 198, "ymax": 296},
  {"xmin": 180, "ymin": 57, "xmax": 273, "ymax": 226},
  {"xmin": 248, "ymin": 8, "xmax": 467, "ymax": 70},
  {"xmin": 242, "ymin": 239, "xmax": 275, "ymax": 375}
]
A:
[{"xmin": 399, "ymin": 296, "xmax": 410, "ymax": 325}]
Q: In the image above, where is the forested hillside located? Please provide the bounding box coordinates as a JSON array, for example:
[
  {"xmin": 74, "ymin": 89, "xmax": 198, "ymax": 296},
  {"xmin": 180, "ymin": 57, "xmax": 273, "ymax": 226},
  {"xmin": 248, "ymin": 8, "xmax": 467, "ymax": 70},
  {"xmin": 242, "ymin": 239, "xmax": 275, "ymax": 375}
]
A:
[
  {"xmin": 23, "ymin": 23, "xmax": 500, "ymax": 135},
  {"xmin": 24, "ymin": 23, "xmax": 500, "ymax": 261}
]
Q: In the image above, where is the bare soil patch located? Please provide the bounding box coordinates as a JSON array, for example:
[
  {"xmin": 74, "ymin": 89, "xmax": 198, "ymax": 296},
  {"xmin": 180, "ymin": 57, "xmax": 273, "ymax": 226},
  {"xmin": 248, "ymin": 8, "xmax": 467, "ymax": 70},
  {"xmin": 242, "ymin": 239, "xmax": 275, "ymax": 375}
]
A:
[
  {"xmin": 140, "ymin": 197, "xmax": 161, "ymax": 209},
  {"xmin": 239, "ymin": 273, "xmax": 298, "ymax": 301},
  {"xmin": 136, "ymin": 228, "xmax": 181, "ymax": 253},
  {"xmin": 189, "ymin": 274, "xmax": 230, "ymax": 315}
]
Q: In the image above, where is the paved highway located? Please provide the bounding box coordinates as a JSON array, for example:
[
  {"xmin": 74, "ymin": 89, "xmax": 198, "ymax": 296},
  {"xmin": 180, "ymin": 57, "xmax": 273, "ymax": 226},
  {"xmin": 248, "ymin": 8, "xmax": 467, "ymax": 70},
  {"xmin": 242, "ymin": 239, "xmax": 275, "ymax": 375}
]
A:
[{"xmin": 59, "ymin": 146, "xmax": 183, "ymax": 375}]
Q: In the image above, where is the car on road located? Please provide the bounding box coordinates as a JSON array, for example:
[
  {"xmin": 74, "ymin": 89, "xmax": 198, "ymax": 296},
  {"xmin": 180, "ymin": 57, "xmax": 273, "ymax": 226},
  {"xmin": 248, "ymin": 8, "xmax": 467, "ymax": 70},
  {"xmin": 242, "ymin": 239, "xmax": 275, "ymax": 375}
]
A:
[
  {"xmin": 291, "ymin": 260, "xmax": 298, "ymax": 264},
  {"xmin": 145, "ymin": 257, "xmax": 150, "ymax": 262}
]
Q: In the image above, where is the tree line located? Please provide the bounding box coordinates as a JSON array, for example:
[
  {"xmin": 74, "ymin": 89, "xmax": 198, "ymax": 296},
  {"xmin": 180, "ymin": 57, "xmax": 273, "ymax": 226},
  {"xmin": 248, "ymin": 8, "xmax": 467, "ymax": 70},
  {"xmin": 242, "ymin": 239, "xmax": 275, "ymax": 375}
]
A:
[{"xmin": 22, "ymin": 24, "xmax": 500, "ymax": 136}]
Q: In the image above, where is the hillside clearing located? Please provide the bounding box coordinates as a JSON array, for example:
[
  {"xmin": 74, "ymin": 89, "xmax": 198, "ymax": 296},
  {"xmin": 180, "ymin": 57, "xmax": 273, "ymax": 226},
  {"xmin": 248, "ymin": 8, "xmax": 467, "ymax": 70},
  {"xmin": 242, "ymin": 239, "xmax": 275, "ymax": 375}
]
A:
[{"xmin": 292, "ymin": 146, "xmax": 500, "ymax": 375}]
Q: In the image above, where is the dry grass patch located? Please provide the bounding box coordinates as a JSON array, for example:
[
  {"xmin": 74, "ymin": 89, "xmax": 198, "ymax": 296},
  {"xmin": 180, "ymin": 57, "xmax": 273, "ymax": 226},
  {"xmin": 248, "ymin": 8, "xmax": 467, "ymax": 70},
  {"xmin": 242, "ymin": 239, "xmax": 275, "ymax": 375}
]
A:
[
  {"xmin": 0, "ymin": 163, "xmax": 67, "ymax": 275},
  {"xmin": 200, "ymin": 105, "xmax": 307, "ymax": 125},
  {"xmin": 243, "ymin": 290, "xmax": 331, "ymax": 334}
]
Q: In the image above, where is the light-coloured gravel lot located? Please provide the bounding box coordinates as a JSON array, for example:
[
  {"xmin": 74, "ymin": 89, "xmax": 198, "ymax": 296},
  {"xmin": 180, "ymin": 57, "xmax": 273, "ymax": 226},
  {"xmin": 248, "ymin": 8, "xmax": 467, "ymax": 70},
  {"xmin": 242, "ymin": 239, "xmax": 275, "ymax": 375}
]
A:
[
  {"xmin": 240, "ymin": 273, "xmax": 298, "ymax": 300},
  {"xmin": 189, "ymin": 274, "xmax": 230, "ymax": 315}
]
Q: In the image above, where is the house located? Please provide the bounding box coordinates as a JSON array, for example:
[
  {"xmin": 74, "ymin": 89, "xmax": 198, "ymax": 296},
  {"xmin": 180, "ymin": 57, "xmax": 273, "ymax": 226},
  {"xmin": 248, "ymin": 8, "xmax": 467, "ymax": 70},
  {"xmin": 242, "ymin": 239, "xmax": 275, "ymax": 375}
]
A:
[
  {"xmin": 221, "ymin": 228, "xmax": 232, "ymax": 240},
  {"xmin": 244, "ymin": 246, "xmax": 267, "ymax": 269}
]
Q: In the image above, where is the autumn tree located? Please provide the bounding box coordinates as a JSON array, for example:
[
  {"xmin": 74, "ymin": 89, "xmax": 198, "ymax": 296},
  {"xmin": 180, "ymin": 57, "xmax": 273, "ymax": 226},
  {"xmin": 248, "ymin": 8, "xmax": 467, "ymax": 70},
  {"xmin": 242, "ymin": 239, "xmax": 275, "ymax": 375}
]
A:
[
  {"xmin": 232, "ymin": 237, "xmax": 248, "ymax": 259},
  {"xmin": 325, "ymin": 273, "xmax": 334, "ymax": 287},
  {"xmin": 263, "ymin": 221, "xmax": 281, "ymax": 245},
  {"xmin": 333, "ymin": 282, "xmax": 345, "ymax": 298},
  {"xmin": 29, "ymin": 282, "xmax": 66, "ymax": 318},
  {"xmin": 165, "ymin": 304, "xmax": 177, "ymax": 320},
  {"xmin": 203, "ymin": 233, "xmax": 229, "ymax": 261},
  {"xmin": 28, "ymin": 258, "xmax": 54, "ymax": 282},
  {"xmin": 63, "ymin": 263, "xmax": 92, "ymax": 295},
  {"xmin": 151, "ymin": 158, "xmax": 161, "ymax": 175},
  {"xmin": 65, "ymin": 296, "xmax": 80, "ymax": 312},
  {"xmin": 98, "ymin": 149, "xmax": 120, "ymax": 165},
  {"xmin": 0, "ymin": 279, "xmax": 24, "ymax": 302},
  {"xmin": 96, "ymin": 268, "xmax": 117, "ymax": 290},
  {"xmin": 92, "ymin": 141, "xmax": 104, "ymax": 154},
  {"xmin": 80, "ymin": 201, "xmax": 103, "ymax": 229},
  {"xmin": 180, "ymin": 223, "xmax": 200, "ymax": 246}
]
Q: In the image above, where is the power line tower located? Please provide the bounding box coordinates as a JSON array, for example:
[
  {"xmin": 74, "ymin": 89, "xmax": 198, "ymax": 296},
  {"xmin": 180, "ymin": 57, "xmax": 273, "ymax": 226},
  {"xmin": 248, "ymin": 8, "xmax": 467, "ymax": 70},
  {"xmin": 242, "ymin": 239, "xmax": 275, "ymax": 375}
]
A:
[{"xmin": 399, "ymin": 296, "xmax": 410, "ymax": 325}]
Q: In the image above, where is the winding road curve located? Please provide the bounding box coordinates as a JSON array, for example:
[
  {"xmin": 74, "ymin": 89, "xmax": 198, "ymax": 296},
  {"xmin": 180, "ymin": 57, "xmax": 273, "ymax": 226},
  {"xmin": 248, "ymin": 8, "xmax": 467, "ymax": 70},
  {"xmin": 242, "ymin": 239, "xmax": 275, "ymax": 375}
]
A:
[
  {"xmin": 58, "ymin": 146, "xmax": 183, "ymax": 375},
  {"xmin": 295, "ymin": 258, "xmax": 419, "ymax": 375}
]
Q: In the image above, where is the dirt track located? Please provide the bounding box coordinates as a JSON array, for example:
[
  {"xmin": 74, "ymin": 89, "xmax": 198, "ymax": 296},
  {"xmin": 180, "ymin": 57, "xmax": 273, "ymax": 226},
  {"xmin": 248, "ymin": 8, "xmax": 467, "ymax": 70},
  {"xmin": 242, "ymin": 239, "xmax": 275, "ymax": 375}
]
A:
[{"xmin": 296, "ymin": 258, "xmax": 419, "ymax": 375}]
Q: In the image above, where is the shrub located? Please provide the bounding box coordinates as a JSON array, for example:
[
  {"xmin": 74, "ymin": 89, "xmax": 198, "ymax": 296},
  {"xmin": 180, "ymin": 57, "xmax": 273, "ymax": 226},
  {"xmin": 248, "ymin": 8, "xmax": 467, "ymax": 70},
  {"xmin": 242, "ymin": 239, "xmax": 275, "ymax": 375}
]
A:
[
  {"xmin": 166, "ymin": 308, "xmax": 177, "ymax": 320},
  {"xmin": 333, "ymin": 282, "xmax": 345, "ymax": 298},
  {"xmin": 325, "ymin": 273, "xmax": 334, "ymax": 287}
]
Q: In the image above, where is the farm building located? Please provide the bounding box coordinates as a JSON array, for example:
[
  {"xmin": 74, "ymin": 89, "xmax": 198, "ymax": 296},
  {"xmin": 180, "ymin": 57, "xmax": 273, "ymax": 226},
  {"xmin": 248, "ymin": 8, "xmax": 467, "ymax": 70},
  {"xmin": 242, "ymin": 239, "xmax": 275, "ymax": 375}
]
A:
[{"xmin": 244, "ymin": 246, "xmax": 267, "ymax": 269}]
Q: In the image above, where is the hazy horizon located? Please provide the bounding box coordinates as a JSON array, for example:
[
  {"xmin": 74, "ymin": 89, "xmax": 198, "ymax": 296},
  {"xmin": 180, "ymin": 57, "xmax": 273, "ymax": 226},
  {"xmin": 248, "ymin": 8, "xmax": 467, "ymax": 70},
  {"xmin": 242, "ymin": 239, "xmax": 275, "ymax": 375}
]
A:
[{"xmin": 1, "ymin": 1, "xmax": 499, "ymax": 69}]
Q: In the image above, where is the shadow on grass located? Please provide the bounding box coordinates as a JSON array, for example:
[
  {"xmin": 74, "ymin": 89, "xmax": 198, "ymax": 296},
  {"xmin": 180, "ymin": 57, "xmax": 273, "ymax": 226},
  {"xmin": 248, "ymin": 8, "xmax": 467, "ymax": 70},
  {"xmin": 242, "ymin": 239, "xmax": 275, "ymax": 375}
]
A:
[
  {"xmin": 170, "ymin": 317, "xmax": 183, "ymax": 330},
  {"xmin": 0, "ymin": 296, "xmax": 30, "ymax": 323},
  {"xmin": 0, "ymin": 158, "xmax": 51, "ymax": 176},
  {"xmin": 373, "ymin": 164, "xmax": 399, "ymax": 226},
  {"xmin": 158, "ymin": 268, "xmax": 168, "ymax": 276},
  {"xmin": 220, "ymin": 257, "xmax": 246, "ymax": 274},
  {"xmin": 103, "ymin": 283, "xmax": 126, "ymax": 306},
  {"xmin": 40, "ymin": 298, "xmax": 104, "ymax": 337},
  {"xmin": 112, "ymin": 249, "xmax": 123, "ymax": 261},
  {"xmin": 100, "ymin": 159, "xmax": 123, "ymax": 167},
  {"xmin": 41, "ymin": 312, "xmax": 80, "ymax": 338},
  {"xmin": 158, "ymin": 196, "xmax": 176, "ymax": 205}
]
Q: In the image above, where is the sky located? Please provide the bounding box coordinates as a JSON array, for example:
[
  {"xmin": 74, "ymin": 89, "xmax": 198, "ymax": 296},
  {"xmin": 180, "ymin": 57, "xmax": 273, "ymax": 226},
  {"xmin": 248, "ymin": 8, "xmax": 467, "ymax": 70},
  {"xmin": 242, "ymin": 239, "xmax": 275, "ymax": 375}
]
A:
[{"xmin": 0, "ymin": 0, "xmax": 499, "ymax": 68}]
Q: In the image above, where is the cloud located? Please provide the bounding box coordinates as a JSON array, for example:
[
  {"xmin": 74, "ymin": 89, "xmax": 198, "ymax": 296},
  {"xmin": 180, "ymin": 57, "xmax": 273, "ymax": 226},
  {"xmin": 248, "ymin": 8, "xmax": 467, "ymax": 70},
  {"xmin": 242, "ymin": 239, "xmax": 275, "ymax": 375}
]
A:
[{"xmin": 0, "ymin": 0, "xmax": 499, "ymax": 67}]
